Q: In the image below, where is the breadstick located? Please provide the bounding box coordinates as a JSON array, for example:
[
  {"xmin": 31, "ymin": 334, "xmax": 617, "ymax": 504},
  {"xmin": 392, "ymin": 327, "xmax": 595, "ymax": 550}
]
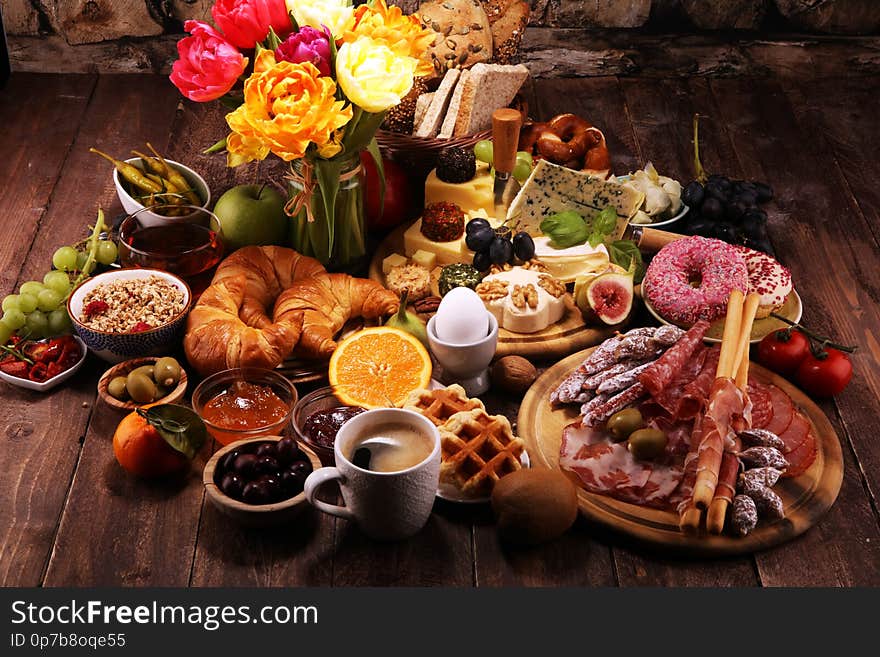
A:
[
  {"xmin": 716, "ymin": 289, "xmax": 745, "ymax": 379},
  {"xmin": 734, "ymin": 293, "xmax": 761, "ymax": 389}
]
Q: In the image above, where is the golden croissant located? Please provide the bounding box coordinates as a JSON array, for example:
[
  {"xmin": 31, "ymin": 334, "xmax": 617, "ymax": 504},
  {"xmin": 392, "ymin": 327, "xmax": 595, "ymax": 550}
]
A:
[
  {"xmin": 184, "ymin": 246, "xmax": 325, "ymax": 375},
  {"xmin": 274, "ymin": 273, "xmax": 399, "ymax": 359}
]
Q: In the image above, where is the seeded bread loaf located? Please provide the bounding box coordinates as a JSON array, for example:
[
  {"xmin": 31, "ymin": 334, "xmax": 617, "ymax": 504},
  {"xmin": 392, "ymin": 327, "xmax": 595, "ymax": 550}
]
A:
[
  {"xmin": 481, "ymin": 0, "xmax": 530, "ymax": 65},
  {"xmin": 418, "ymin": 0, "xmax": 493, "ymax": 79},
  {"xmin": 383, "ymin": 77, "xmax": 430, "ymax": 134}
]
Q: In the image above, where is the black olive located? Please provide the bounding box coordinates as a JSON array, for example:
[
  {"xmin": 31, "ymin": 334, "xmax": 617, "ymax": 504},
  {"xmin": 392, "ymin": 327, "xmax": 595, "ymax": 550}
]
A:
[
  {"xmin": 681, "ymin": 181, "xmax": 704, "ymax": 208},
  {"xmin": 218, "ymin": 449, "xmax": 241, "ymax": 475},
  {"xmin": 489, "ymin": 236, "xmax": 513, "ymax": 265},
  {"xmin": 465, "ymin": 226, "xmax": 495, "ymax": 252},
  {"xmin": 465, "ymin": 217, "xmax": 491, "ymax": 235},
  {"xmin": 472, "ymin": 250, "xmax": 491, "ymax": 272},
  {"xmin": 242, "ymin": 481, "xmax": 272, "ymax": 505},
  {"xmin": 233, "ymin": 453, "xmax": 260, "ymax": 479},
  {"xmin": 220, "ymin": 472, "xmax": 244, "ymax": 500},
  {"xmin": 284, "ymin": 461, "xmax": 313, "ymax": 492},
  {"xmin": 753, "ymin": 182, "xmax": 774, "ymax": 202},
  {"xmin": 255, "ymin": 442, "xmax": 276, "ymax": 459},
  {"xmin": 512, "ymin": 231, "xmax": 535, "ymax": 261},
  {"xmin": 259, "ymin": 475, "xmax": 283, "ymax": 502},
  {"xmin": 256, "ymin": 455, "xmax": 280, "ymax": 475},
  {"xmin": 276, "ymin": 436, "xmax": 300, "ymax": 466},
  {"xmin": 280, "ymin": 469, "xmax": 305, "ymax": 496},
  {"xmin": 701, "ymin": 197, "xmax": 724, "ymax": 221}
]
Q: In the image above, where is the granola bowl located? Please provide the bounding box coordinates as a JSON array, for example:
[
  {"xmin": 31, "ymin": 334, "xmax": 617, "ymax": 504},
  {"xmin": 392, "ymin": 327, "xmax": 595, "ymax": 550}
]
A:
[{"xmin": 67, "ymin": 268, "xmax": 191, "ymax": 363}]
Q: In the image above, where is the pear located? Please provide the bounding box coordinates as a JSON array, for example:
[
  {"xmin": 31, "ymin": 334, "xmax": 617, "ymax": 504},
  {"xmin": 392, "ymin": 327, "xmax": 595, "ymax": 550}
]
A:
[{"xmin": 384, "ymin": 291, "xmax": 429, "ymax": 347}]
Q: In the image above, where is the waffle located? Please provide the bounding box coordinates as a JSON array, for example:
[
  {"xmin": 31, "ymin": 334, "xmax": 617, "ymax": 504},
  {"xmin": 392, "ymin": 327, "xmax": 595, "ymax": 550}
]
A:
[
  {"xmin": 403, "ymin": 384, "xmax": 485, "ymax": 427},
  {"xmin": 439, "ymin": 408, "xmax": 525, "ymax": 497}
]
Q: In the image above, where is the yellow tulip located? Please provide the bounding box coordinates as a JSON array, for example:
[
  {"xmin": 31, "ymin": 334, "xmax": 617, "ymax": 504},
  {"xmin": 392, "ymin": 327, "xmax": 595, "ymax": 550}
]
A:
[
  {"xmin": 335, "ymin": 36, "xmax": 418, "ymax": 114},
  {"xmin": 286, "ymin": 0, "xmax": 354, "ymax": 38}
]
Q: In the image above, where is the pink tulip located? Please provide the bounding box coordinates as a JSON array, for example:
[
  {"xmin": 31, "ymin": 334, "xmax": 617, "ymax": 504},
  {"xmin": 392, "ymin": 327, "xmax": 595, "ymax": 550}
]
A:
[
  {"xmin": 212, "ymin": 0, "xmax": 291, "ymax": 50},
  {"xmin": 170, "ymin": 21, "xmax": 247, "ymax": 103},
  {"xmin": 274, "ymin": 26, "xmax": 332, "ymax": 77}
]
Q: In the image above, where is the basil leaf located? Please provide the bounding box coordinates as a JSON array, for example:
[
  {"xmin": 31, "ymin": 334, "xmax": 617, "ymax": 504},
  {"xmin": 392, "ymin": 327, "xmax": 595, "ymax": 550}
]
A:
[
  {"xmin": 540, "ymin": 210, "xmax": 589, "ymax": 248},
  {"xmin": 587, "ymin": 206, "xmax": 618, "ymax": 247},
  {"xmin": 608, "ymin": 239, "xmax": 646, "ymax": 284}
]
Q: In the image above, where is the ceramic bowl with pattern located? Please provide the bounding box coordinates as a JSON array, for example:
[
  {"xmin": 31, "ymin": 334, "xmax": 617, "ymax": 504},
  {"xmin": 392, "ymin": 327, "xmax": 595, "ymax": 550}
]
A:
[{"xmin": 67, "ymin": 268, "xmax": 191, "ymax": 363}]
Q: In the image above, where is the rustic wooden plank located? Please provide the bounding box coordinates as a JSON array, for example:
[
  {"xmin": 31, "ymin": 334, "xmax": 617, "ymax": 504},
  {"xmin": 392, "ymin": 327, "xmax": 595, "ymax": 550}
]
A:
[
  {"xmin": 0, "ymin": 73, "xmax": 95, "ymax": 295},
  {"xmin": 612, "ymin": 77, "xmax": 759, "ymax": 585},
  {"xmin": 708, "ymin": 76, "xmax": 880, "ymax": 585},
  {"xmin": 777, "ymin": 77, "xmax": 880, "ymax": 514},
  {"xmin": 58, "ymin": 1, "xmax": 163, "ymax": 45},
  {"xmin": 41, "ymin": 74, "xmax": 192, "ymax": 586},
  {"xmin": 0, "ymin": 73, "xmax": 97, "ymax": 587}
]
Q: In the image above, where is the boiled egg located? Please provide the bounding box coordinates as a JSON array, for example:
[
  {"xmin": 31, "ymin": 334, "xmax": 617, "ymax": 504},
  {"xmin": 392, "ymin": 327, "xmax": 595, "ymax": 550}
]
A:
[{"xmin": 434, "ymin": 287, "xmax": 489, "ymax": 344}]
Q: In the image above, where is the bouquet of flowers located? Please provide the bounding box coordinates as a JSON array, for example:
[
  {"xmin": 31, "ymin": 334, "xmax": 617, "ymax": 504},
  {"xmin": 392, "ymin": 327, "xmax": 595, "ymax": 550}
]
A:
[{"xmin": 169, "ymin": 0, "xmax": 433, "ymax": 268}]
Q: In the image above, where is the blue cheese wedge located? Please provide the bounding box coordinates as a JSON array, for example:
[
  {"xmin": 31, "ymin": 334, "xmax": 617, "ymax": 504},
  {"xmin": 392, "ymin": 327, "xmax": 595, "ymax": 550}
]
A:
[{"xmin": 506, "ymin": 159, "xmax": 645, "ymax": 235}]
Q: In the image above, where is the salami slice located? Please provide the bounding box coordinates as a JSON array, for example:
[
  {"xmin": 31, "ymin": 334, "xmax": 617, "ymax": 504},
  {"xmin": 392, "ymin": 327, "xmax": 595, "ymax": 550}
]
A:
[
  {"xmin": 650, "ymin": 344, "xmax": 709, "ymax": 418},
  {"xmin": 764, "ymin": 384, "xmax": 794, "ymax": 436},
  {"xmin": 638, "ymin": 320, "xmax": 711, "ymax": 397},
  {"xmin": 583, "ymin": 382, "xmax": 647, "ymax": 427},
  {"xmin": 747, "ymin": 381, "xmax": 773, "ymax": 429},
  {"xmin": 783, "ymin": 431, "xmax": 817, "ymax": 478},
  {"xmin": 778, "ymin": 412, "xmax": 810, "ymax": 454}
]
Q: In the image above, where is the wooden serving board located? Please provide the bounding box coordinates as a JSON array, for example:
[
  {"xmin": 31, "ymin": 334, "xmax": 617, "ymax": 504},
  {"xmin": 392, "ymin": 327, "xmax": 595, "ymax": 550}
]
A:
[
  {"xmin": 518, "ymin": 347, "xmax": 843, "ymax": 556},
  {"xmin": 369, "ymin": 222, "xmax": 621, "ymax": 359}
]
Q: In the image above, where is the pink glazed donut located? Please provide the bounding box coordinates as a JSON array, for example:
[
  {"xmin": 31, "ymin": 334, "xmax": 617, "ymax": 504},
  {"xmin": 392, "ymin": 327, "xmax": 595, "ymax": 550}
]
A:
[{"xmin": 644, "ymin": 236, "xmax": 748, "ymax": 326}]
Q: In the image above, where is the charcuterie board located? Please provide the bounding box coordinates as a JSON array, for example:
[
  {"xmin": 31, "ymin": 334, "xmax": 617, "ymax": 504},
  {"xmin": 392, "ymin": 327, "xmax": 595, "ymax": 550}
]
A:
[
  {"xmin": 368, "ymin": 223, "xmax": 622, "ymax": 359},
  {"xmin": 518, "ymin": 347, "xmax": 843, "ymax": 556}
]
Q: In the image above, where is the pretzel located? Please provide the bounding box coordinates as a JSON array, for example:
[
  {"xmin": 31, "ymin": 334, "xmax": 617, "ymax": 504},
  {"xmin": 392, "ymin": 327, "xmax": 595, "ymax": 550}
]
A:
[{"xmin": 518, "ymin": 113, "xmax": 610, "ymax": 174}]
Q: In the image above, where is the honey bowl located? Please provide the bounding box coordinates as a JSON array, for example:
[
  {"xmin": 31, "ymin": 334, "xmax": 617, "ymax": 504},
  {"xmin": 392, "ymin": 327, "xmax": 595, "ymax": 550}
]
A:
[{"xmin": 191, "ymin": 368, "xmax": 298, "ymax": 446}]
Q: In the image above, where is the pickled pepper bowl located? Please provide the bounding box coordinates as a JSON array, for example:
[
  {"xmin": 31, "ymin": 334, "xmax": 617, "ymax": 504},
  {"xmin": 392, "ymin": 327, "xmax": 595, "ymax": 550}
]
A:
[
  {"xmin": 191, "ymin": 368, "xmax": 298, "ymax": 446},
  {"xmin": 114, "ymin": 157, "xmax": 210, "ymax": 227},
  {"xmin": 67, "ymin": 268, "xmax": 191, "ymax": 364},
  {"xmin": 203, "ymin": 436, "xmax": 321, "ymax": 527}
]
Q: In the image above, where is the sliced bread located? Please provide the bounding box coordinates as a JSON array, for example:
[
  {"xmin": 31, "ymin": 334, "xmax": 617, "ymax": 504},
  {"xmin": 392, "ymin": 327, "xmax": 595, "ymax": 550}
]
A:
[
  {"xmin": 452, "ymin": 63, "xmax": 528, "ymax": 137},
  {"xmin": 414, "ymin": 68, "xmax": 460, "ymax": 138},
  {"xmin": 413, "ymin": 92, "xmax": 435, "ymax": 130},
  {"xmin": 438, "ymin": 70, "xmax": 471, "ymax": 139}
]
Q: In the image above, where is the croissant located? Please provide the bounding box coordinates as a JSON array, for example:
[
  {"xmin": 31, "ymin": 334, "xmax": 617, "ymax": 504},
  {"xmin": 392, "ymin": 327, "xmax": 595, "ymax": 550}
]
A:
[
  {"xmin": 273, "ymin": 273, "xmax": 399, "ymax": 359},
  {"xmin": 183, "ymin": 246, "xmax": 324, "ymax": 375}
]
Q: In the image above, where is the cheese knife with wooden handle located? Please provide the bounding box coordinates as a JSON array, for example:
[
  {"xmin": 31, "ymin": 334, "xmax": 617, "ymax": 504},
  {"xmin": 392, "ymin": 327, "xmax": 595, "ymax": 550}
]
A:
[{"xmin": 492, "ymin": 108, "xmax": 523, "ymax": 217}]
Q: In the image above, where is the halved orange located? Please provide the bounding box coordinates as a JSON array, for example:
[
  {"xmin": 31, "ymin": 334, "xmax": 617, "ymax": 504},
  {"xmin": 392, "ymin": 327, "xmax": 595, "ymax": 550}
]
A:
[{"xmin": 328, "ymin": 327, "xmax": 432, "ymax": 409}]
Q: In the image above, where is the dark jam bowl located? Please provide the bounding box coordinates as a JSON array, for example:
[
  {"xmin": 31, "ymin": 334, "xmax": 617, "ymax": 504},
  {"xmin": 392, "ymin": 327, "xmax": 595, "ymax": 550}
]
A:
[
  {"xmin": 292, "ymin": 386, "xmax": 365, "ymax": 466},
  {"xmin": 203, "ymin": 436, "xmax": 321, "ymax": 528}
]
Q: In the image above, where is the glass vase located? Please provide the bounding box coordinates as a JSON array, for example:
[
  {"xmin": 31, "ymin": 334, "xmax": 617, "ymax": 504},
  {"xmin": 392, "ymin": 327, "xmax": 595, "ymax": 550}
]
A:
[{"xmin": 287, "ymin": 152, "xmax": 366, "ymax": 273}]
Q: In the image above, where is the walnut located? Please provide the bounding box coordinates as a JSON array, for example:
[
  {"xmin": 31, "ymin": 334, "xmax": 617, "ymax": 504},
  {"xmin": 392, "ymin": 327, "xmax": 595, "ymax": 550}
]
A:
[
  {"xmin": 537, "ymin": 274, "xmax": 566, "ymax": 298},
  {"xmin": 511, "ymin": 283, "xmax": 538, "ymax": 309},
  {"xmin": 521, "ymin": 259, "xmax": 548, "ymax": 272},
  {"xmin": 488, "ymin": 263, "xmax": 512, "ymax": 275},
  {"xmin": 491, "ymin": 356, "xmax": 538, "ymax": 394},
  {"xmin": 476, "ymin": 279, "xmax": 509, "ymax": 302}
]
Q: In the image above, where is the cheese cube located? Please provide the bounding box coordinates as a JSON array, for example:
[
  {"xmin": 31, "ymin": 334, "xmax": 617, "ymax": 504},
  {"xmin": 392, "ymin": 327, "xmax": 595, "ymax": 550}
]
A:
[
  {"xmin": 411, "ymin": 249, "xmax": 437, "ymax": 270},
  {"xmin": 382, "ymin": 253, "xmax": 407, "ymax": 274}
]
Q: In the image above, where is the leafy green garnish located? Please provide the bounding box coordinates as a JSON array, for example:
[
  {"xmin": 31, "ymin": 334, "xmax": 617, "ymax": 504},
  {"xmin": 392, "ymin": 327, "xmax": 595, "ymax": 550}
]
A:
[
  {"xmin": 608, "ymin": 240, "xmax": 646, "ymax": 284},
  {"xmin": 588, "ymin": 206, "xmax": 618, "ymax": 247},
  {"xmin": 540, "ymin": 211, "xmax": 589, "ymax": 248}
]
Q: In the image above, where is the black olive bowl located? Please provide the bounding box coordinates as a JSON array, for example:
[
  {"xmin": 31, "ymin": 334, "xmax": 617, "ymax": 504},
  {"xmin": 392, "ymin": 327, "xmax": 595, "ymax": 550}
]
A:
[{"xmin": 203, "ymin": 436, "xmax": 321, "ymax": 528}]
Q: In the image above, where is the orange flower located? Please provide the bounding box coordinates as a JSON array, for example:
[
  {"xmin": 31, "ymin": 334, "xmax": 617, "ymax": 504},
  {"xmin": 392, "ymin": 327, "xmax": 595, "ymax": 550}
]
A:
[
  {"xmin": 341, "ymin": 0, "xmax": 434, "ymax": 77},
  {"xmin": 225, "ymin": 49, "xmax": 353, "ymax": 166}
]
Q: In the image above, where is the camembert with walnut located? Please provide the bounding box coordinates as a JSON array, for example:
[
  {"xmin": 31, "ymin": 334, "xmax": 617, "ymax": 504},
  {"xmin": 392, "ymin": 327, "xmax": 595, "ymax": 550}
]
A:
[{"xmin": 476, "ymin": 263, "xmax": 566, "ymax": 333}]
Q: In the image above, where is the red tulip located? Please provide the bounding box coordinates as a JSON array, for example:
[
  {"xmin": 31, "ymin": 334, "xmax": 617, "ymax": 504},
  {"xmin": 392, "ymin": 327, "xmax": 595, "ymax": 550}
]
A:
[
  {"xmin": 170, "ymin": 20, "xmax": 247, "ymax": 103},
  {"xmin": 212, "ymin": 0, "xmax": 292, "ymax": 50}
]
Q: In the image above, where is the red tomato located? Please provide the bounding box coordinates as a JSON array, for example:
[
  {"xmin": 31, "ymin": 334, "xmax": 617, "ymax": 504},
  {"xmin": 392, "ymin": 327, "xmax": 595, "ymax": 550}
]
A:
[
  {"xmin": 757, "ymin": 328, "xmax": 811, "ymax": 375},
  {"xmin": 796, "ymin": 348, "xmax": 853, "ymax": 398},
  {"xmin": 360, "ymin": 152, "xmax": 414, "ymax": 230}
]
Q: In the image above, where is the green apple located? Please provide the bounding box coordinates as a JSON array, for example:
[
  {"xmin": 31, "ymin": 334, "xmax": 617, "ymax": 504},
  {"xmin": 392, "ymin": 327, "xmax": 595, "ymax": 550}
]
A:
[{"xmin": 213, "ymin": 184, "xmax": 287, "ymax": 251}]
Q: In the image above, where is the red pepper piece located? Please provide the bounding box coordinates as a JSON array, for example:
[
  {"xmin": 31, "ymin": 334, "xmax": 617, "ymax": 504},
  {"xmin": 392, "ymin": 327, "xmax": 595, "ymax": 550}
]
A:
[
  {"xmin": 131, "ymin": 322, "xmax": 152, "ymax": 333},
  {"xmin": 46, "ymin": 361, "xmax": 63, "ymax": 379},
  {"xmin": 24, "ymin": 342, "xmax": 50, "ymax": 362},
  {"xmin": 0, "ymin": 360, "xmax": 29, "ymax": 378},
  {"xmin": 84, "ymin": 300, "xmax": 109, "ymax": 317}
]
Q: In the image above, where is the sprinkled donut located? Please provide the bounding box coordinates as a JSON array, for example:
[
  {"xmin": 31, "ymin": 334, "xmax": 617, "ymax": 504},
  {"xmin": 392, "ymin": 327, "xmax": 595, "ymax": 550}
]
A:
[
  {"xmin": 644, "ymin": 236, "xmax": 748, "ymax": 326},
  {"xmin": 734, "ymin": 246, "xmax": 792, "ymax": 318}
]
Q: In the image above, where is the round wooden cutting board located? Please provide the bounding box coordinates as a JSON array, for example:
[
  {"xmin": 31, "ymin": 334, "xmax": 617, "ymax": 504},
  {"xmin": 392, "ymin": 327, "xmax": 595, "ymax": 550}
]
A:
[
  {"xmin": 518, "ymin": 347, "xmax": 843, "ymax": 556},
  {"xmin": 369, "ymin": 222, "xmax": 621, "ymax": 359}
]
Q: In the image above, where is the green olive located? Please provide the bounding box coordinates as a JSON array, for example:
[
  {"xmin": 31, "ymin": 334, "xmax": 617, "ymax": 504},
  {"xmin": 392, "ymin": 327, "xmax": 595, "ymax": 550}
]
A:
[
  {"xmin": 107, "ymin": 376, "xmax": 129, "ymax": 400},
  {"xmin": 606, "ymin": 408, "xmax": 645, "ymax": 442},
  {"xmin": 628, "ymin": 428, "xmax": 668, "ymax": 460},
  {"xmin": 129, "ymin": 365, "xmax": 155, "ymax": 382},
  {"xmin": 153, "ymin": 356, "xmax": 181, "ymax": 387},
  {"xmin": 126, "ymin": 371, "xmax": 158, "ymax": 404}
]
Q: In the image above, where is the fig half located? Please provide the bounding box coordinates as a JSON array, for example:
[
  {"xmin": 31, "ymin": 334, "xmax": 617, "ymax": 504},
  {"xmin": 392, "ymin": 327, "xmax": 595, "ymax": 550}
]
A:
[{"xmin": 584, "ymin": 271, "xmax": 633, "ymax": 325}]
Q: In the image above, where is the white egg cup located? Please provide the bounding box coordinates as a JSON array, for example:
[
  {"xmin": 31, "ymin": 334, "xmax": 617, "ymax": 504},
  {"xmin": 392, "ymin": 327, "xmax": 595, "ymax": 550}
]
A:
[{"xmin": 426, "ymin": 312, "xmax": 498, "ymax": 397}]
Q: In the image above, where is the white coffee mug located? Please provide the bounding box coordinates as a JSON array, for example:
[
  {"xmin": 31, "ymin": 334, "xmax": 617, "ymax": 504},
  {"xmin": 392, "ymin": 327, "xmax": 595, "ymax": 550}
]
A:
[{"xmin": 304, "ymin": 408, "xmax": 441, "ymax": 540}]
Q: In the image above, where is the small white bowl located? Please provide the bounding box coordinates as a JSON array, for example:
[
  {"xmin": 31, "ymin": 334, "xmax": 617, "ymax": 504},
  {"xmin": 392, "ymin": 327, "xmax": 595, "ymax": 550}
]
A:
[
  {"xmin": 0, "ymin": 335, "xmax": 88, "ymax": 392},
  {"xmin": 114, "ymin": 157, "xmax": 210, "ymax": 227},
  {"xmin": 67, "ymin": 268, "xmax": 191, "ymax": 363}
]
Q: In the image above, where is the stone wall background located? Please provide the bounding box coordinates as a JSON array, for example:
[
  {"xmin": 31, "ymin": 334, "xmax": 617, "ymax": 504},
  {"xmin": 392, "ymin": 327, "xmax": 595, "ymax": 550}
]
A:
[{"xmin": 3, "ymin": 0, "xmax": 880, "ymax": 76}]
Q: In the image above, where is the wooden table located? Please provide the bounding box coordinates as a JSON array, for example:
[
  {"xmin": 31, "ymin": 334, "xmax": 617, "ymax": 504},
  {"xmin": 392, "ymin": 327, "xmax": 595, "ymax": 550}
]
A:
[{"xmin": 1, "ymin": 71, "xmax": 878, "ymax": 587}]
